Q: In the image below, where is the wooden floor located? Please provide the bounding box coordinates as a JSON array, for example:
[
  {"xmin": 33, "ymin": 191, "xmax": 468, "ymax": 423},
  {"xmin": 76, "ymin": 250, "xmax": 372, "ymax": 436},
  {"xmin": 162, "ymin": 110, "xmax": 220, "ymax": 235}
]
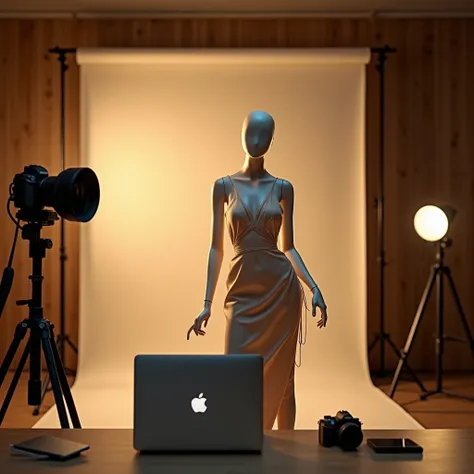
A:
[
  {"xmin": 375, "ymin": 373, "xmax": 474, "ymax": 429},
  {"xmin": 1, "ymin": 371, "xmax": 474, "ymax": 429}
]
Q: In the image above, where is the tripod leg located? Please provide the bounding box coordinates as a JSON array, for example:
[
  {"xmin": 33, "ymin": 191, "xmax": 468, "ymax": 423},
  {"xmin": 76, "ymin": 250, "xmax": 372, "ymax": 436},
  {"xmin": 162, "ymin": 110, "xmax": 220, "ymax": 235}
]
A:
[
  {"xmin": 33, "ymin": 336, "xmax": 62, "ymax": 416},
  {"xmin": 32, "ymin": 330, "xmax": 60, "ymax": 415},
  {"xmin": 40, "ymin": 330, "xmax": 70, "ymax": 429},
  {"xmin": 0, "ymin": 322, "xmax": 28, "ymax": 388},
  {"xmin": 32, "ymin": 372, "xmax": 51, "ymax": 416},
  {"xmin": 368, "ymin": 335, "xmax": 379, "ymax": 353},
  {"xmin": 445, "ymin": 269, "xmax": 474, "ymax": 358},
  {"xmin": 388, "ymin": 267, "xmax": 437, "ymax": 398},
  {"xmin": 385, "ymin": 337, "xmax": 427, "ymax": 392},
  {"xmin": 49, "ymin": 330, "xmax": 81, "ymax": 428},
  {"xmin": 0, "ymin": 340, "xmax": 30, "ymax": 427}
]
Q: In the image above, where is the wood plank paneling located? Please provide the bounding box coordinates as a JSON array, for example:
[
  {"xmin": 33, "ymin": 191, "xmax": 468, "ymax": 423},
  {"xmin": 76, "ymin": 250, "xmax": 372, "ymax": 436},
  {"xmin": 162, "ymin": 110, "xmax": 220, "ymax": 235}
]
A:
[{"xmin": 0, "ymin": 18, "xmax": 473, "ymax": 373}]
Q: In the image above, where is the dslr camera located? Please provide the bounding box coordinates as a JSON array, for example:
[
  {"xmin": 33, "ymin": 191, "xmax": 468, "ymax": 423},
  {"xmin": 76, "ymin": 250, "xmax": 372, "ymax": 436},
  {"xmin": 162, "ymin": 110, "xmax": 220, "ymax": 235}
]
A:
[
  {"xmin": 12, "ymin": 164, "xmax": 100, "ymax": 223},
  {"xmin": 318, "ymin": 410, "xmax": 363, "ymax": 451}
]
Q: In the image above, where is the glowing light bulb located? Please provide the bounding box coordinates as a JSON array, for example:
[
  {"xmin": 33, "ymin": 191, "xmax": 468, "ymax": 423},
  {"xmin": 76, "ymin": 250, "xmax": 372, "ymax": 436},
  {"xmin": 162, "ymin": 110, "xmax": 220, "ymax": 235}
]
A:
[{"xmin": 414, "ymin": 205, "xmax": 449, "ymax": 242}]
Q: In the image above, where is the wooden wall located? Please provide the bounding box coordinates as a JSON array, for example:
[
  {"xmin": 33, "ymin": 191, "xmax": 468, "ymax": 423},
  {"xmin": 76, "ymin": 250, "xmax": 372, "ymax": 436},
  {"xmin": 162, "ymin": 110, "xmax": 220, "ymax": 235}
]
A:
[{"xmin": 1, "ymin": 18, "xmax": 474, "ymax": 373}]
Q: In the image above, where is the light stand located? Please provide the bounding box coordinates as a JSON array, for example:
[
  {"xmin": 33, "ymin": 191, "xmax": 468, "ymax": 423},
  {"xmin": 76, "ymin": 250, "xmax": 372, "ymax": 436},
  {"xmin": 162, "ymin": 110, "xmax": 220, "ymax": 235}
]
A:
[
  {"xmin": 389, "ymin": 237, "xmax": 474, "ymax": 400},
  {"xmin": 0, "ymin": 211, "xmax": 81, "ymax": 428},
  {"xmin": 367, "ymin": 46, "xmax": 425, "ymax": 389},
  {"xmin": 33, "ymin": 46, "xmax": 78, "ymax": 416}
]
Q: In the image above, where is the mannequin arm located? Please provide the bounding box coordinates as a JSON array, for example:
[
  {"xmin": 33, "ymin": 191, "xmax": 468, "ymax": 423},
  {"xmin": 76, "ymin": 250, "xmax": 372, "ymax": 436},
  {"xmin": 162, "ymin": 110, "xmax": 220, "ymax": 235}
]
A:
[
  {"xmin": 280, "ymin": 179, "xmax": 318, "ymax": 292},
  {"xmin": 202, "ymin": 179, "xmax": 226, "ymax": 308}
]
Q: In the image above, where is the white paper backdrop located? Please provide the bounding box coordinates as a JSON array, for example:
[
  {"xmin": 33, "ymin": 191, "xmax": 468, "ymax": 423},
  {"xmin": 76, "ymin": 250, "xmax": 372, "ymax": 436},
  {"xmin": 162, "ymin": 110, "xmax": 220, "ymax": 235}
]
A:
[{"xmin": 35, "ymin": 48, "xmax": 422, "ymax": 430}]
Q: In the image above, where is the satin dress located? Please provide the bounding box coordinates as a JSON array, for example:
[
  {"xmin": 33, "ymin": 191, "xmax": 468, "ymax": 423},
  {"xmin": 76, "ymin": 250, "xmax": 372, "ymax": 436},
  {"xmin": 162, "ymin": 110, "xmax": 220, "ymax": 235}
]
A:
[{"xmin": 222, "ymin": 175, "xmax": 303, "ymax": 429}]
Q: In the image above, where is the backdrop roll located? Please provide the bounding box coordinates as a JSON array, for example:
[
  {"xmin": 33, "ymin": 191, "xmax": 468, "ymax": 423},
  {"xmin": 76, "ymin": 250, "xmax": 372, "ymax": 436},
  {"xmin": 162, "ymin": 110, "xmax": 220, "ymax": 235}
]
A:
[{"xmin": 35, "ymin": 47, "xmax": 421, "ymax": 430}]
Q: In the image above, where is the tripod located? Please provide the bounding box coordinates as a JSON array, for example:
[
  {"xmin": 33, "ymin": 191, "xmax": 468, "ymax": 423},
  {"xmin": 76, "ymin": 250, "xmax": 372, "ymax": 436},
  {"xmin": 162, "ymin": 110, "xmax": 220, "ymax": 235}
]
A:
[
  {"xmin": 389, "ymin": 238, "xmax": 474, "ymax": 400},
  {"xmin": 0, "ymin": 213, "xmax": 81, "ymax": 428}
]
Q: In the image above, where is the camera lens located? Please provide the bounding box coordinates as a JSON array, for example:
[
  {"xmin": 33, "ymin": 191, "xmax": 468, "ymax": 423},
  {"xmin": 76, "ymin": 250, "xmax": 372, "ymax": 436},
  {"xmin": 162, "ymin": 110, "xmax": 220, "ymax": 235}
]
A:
[
  {"xmin": 338, "ymin": 423, "xmax": 363, "ymax": 451},
  {"xmin": 41, "ymin": 167, "xmax": 100, "ymax": 222}
]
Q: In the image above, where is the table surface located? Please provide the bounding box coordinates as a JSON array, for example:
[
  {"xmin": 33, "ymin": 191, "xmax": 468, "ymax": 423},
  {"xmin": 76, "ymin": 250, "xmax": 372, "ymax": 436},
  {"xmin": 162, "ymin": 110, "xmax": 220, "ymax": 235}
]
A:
[{"xmin": 0, "ymin": 428, "xmax": 471, "ymax": 474}]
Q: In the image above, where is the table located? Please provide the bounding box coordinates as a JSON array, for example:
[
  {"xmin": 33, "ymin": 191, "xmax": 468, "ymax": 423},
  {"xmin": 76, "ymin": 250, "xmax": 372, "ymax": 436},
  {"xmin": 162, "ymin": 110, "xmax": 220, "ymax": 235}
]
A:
[{"xmin": 0, "ymin": 429, "xmax": 471, "ymax": 473}]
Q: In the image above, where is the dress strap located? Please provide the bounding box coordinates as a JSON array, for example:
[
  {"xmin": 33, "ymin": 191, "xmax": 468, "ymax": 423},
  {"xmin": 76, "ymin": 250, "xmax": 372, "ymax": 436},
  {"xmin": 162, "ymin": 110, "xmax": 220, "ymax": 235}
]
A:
[
  {"xmin": 254, "ymin": 177, "xmax": 278, "ymax": 223},
  {"xmin": 228, "ymin": 175, "xmax": 252, "ymax": 222},
  {"xmin": 227, "ymin": 175, "xmax": 238, "ymax": 196},
  {"xmin": 221, "ymin": 177, "xmax": 228, "ymax": 203}
]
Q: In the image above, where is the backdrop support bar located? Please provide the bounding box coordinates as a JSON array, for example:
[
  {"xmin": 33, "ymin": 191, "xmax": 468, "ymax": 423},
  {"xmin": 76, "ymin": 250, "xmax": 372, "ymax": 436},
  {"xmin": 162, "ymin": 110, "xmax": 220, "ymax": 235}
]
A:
[
  {"xmin": 33, "ymin": 46, "xmax": 78, "ymax": 416},
  {"xmin": 367, "ymin": 46, "xmax": 424, "ymax": 386}
]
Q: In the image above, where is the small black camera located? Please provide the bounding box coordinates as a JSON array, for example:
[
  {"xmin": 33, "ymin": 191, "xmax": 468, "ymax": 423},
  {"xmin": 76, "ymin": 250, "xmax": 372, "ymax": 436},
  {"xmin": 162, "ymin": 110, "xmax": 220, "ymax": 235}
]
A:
[{"xmin": 318, "ymin": 410, "xmax": 363, "ymax": 451}]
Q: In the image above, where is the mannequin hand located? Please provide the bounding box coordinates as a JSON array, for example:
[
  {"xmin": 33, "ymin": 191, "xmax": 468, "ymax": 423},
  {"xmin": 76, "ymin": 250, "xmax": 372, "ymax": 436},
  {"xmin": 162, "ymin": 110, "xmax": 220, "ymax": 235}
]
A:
[
  {"xmin": 312, "ymin": 287, "xmax": 327, "ymax": 328},
  {"xmin": 186, "ymin": 307, "xmax": 211, "ymax": 340}
]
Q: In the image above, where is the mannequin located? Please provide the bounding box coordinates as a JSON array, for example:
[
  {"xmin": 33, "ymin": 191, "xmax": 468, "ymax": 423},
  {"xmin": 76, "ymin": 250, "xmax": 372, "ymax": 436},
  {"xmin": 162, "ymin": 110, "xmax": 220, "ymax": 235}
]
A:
[{"xmin": 187, "ymin": 110, "xmax": 327, "ymax": 430}]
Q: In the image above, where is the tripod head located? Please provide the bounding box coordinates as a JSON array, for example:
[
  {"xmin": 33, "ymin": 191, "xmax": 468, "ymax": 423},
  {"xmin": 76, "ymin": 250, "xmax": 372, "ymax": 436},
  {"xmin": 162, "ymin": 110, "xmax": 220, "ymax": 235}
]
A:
[
  {"xmin": 16, "ymin": 208, "xmax": 59, "ymax": 228},
  {"xmin": 435, "ymin": 237, "xmax": 453, "ymax": 266}
]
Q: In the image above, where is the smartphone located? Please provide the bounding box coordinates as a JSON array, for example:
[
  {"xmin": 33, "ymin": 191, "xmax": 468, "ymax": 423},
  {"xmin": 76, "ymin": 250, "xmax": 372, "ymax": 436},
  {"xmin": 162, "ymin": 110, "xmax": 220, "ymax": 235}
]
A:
[
  {"xmin": 10, "ymin": 436, "xmax": 90, "ymax": 461},
  {"xmin": 367, "ymin": 438, "xmax": 423, "ymax": 454}
]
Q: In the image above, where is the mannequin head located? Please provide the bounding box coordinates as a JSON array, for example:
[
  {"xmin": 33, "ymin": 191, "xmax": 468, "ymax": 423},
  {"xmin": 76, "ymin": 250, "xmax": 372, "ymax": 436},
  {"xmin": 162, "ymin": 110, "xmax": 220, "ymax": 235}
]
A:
[{"xmin": 241, "ymin": 111, "xmax": 275, "ymax": 159}]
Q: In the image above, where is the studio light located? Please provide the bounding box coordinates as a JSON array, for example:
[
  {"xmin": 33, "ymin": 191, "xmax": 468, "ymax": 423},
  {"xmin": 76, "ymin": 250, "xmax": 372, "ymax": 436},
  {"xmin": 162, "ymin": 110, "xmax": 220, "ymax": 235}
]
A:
[
  {"xmin": 413, "ymin": 205, "xmax": 450, "ymax": 242},
  {"xmin": 390, "ymin": 203, "xmax": 474, "ymax": 402}
]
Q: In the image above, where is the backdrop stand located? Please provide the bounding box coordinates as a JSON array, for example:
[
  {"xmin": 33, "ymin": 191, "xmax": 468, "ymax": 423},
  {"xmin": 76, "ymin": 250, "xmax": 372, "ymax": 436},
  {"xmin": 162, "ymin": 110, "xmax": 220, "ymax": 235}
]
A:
[
  {"xmin": 367, "ymin": 46, "xmax": 425, "ymax": 390},
  {"xmin": 33, "ymin": 46, "xmax": 78, "ymax": 416}
]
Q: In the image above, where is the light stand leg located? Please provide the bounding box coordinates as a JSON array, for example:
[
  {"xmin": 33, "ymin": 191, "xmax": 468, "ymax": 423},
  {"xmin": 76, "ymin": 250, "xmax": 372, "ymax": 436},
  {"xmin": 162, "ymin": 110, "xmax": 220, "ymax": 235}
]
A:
[
  {"xmin": 420, "ymin": 263, "xmax": 444, "ymax": 399},
  {"xmin": 64, "ymin": 336, "xmax": 78, "ymax": 354},
  {"xmin": 368, "ymin": 332, "xmax": 426, "ymax": 387},
  {"xmin": 57, "ymin": 334, "xmax": 78, "ymax": 369},
  {"xmin": 388, "ymin": 266, "xmax": 437, "ymax": 398},
  {"xmin": 385, "ymin": 336, "xmax": 427, "ymax": 392},
  {"xmin": 421, "ymin": 266, "xmax": 474, "ymax": 402},
  {"xmin": 445, "ymin": 268, "xmax": 474, "ymax": 358}
]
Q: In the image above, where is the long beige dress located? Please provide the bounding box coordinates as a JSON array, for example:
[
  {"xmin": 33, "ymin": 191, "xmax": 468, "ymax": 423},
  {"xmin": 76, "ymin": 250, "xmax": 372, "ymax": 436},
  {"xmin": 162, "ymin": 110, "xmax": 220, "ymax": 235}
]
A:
[{"xmin": 222, "ymin": 175, "xmax": 304, "ymax": 429}]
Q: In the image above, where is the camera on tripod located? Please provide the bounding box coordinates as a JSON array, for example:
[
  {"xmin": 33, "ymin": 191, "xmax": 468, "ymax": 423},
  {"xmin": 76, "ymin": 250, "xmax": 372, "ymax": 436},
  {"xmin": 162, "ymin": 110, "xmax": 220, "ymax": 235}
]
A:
[
  {"xmin": 0, "ymin": 164, "xmax": 100, "ymax": 429},
  {"xmin": 318, "ymin": 410, "xmax": 363, "ymax": 451}
]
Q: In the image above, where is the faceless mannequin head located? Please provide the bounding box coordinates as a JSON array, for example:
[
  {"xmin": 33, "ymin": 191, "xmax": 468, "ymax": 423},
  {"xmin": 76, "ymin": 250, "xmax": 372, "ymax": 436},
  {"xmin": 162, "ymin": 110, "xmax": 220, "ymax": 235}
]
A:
[{"xmin": 241, "ymin": 111, "xmax": 275, "ymax": 159}]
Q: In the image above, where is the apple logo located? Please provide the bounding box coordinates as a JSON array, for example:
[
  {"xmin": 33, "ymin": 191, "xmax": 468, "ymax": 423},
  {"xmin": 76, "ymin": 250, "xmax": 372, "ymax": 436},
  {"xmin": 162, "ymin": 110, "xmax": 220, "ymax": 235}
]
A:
[{"xmin": 191, "ymin": 393, "xmax": 207, "ymax": 413}]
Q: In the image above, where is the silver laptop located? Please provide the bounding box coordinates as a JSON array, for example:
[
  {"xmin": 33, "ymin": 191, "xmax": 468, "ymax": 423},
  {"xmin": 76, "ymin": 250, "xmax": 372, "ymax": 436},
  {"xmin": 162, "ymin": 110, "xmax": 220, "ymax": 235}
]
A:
[{"xmin": 133, "ymin": 354, "xmax": 263, "ymax": 453}]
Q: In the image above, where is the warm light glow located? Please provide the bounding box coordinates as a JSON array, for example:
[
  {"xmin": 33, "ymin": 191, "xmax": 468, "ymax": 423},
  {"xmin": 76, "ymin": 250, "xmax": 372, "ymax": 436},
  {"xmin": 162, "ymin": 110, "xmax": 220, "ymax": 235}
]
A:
[
  {"xmin": 414, "ymin": 205, "xmax": 449, "ymax": 242},
  {"xmin": 33, "ymin": 48, "xmax": 420, "ymax": 432}
]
